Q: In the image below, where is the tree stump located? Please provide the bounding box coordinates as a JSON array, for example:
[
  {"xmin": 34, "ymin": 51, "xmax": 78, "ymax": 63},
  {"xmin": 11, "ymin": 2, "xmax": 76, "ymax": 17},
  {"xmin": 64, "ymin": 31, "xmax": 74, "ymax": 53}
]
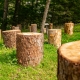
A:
[
  {"xmin": 49, "ymin": 23, "xmax": 53, "ymax": 29},
  {"xmin": 2, "ymin": 30, "xmax": 21, "ymax": 48},
  {"xmin": 11, "ymin": 26, "xmax": 20, "ymax": 30},
  {"xmin": 45, "ymin": 23, "xmax": 49, "ymax": 34},
  {"xmin": 48, "ymin": 29, "xmax": 61, "ymax": 48},
  {"xmin": 16, "ymin": 32, "xmax": 43, "ymax": 67},
  {"xmin": 30, "ymin": 24, "xmax": 37, "ymax": 32},
  {"xmin": 64, "ymin": 22, "xmax": 74, "ymax": 35},
  {"xmin": 58, "ymin": 41, "xmax": 80, "ymax": 80},
  {"xmin": 44, "ymin": 28, "xmax": 46, "ymax": 33},
  {"xmin": 16, "ymin": 24, "xmax": 22, "ymax": 30}
]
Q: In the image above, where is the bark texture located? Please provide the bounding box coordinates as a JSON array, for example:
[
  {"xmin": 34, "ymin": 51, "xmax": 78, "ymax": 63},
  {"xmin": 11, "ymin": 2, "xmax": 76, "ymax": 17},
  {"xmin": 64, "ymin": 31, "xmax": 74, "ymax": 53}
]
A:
[
  {"xmin": 64, "ymin": 22, "xmax": 74, "ymax": 35},
  {"xmin": 2, "ymin": 30, "xmax": 21, "ymax": 48},
  {"xmin": 30, "ymin": 24, "xmax": 37, "ymax": 32},
  {"xmin": 58, "ymin": 41, "xmax": 80, "ymax": 80},
  {"xmin": 16, "ymin": 32, "xmax": 43, "ymax": 67},
  {"xmin": 48, "ymin": 29, "xmax": 61, "ymax": 48}
]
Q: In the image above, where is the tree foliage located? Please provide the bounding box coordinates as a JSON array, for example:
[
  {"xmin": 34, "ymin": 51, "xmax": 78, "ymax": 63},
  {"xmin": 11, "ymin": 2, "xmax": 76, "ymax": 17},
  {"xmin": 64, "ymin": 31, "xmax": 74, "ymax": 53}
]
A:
[{"xmin": 0, "ymin": 0, "xmax": 80, "ymax": 30}]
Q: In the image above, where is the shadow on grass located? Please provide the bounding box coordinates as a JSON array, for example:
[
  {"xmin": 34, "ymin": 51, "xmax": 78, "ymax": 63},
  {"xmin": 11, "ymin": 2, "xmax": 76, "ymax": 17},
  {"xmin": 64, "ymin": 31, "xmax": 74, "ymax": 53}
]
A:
[{"xmin": 0, "ymin": 49, "xmax": 17, "ymax": 65}]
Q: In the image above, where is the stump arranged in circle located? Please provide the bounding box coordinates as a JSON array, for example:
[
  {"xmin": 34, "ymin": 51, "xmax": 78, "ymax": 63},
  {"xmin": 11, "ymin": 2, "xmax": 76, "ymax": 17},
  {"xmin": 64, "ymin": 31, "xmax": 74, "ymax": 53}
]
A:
[
  {"xmin": 2, "ymin": 30, "xmax": 21, "ymax": 48},
  {"xmin": 16, "ymin": 32, "xmax": 43, "ymax": 67},
  {"xmin": 30, "ymin": 24, "xmax": 37, "ymax": 32},
  {"xmin": 49, "ymin": 23, "xmax": 53, "ymax": 29},
  {"xmin": 48, "ymin": 29, "xmax": 61, "ymax": 48},
  {"xmin": 58, "ymin": 41, "xmax": 80, "ymax": 80},
  {"xmin": 11, "ymin": 26, "xmax": 20, "ymax": 30},
  {"xmin": 64, "ymin": 22, "xmax": 74, "ymax": 35}
]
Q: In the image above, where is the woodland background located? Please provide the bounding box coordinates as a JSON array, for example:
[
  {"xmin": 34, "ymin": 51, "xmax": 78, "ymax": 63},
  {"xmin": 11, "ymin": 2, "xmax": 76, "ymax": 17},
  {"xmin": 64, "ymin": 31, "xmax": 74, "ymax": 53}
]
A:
[{"xmin": 0, "ymin": 0, "xmax": 80, "ymax": 31}]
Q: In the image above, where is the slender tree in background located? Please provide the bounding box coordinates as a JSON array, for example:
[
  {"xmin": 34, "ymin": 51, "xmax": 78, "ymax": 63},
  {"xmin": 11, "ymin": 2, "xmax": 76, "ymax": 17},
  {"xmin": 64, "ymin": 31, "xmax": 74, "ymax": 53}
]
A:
[
  {"xmin": 12, "ymin": 0, "xmax": 21, "ymax": 26},
  {"xmin": 1, "ymin": 0, "xmax": 8, "ymax": 31},
  {"xmin": 40, "ymin": 0, "xmax": 51, "ymax": 33}
]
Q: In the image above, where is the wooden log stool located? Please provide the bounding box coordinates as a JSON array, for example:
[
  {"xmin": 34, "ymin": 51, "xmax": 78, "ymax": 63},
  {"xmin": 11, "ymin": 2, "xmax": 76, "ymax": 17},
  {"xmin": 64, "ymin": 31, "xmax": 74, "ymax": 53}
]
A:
[
  {"xmin": 16, "ymin": 32, "xmax": 43, "ymax": 67},
  {"xmin": 11, "ymin": 24, "xmax": 21, "ymax": 30},
  {"xmin": 2, "ymin": 30, "xmax": 21, "ymax": 48},
  {"xmin": 30, "ymin": 24, "xmax": 37, "ymax": 32},
  {"xmin": 48, "ymin": 29, "xmax": 61, "ymax": 48},
  {"xmin": 49, "ymin": 23, "xmax": 53, "ymax": 29},
  {"xmin": 44, "ymin": 28, "xmax": 46, "ymax": 33},
  {"xmin": 64, "ymin": 22, "xmax": 74, "ymax": 35},
  {"xmin": 58, "ymin": 41, "xmax": 80, "ymax": 80},
  {"xmin": 45, "ymin": 23, "xmax": 49, "ymax": 34}
]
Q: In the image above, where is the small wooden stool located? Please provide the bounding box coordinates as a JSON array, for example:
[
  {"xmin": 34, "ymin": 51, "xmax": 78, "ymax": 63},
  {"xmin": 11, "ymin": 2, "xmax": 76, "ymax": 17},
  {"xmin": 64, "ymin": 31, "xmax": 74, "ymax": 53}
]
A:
[
  {"xmin": 58, "ymin": 41, "xmax": 80, "ymax": 80},
  {"xmin": 2, "ymin": 30, "xmax": 21, "ymax": 48},
  {"xmin": 48, "ymin": 29, "xmax": 61, "ymax": 48},
  {"xmin": 64, "ymin": 22, "xmax": 74, "ymax": 35},
  {"xmin": 16, "ymin": 32, "xmax": 43, "ymax": 67}
]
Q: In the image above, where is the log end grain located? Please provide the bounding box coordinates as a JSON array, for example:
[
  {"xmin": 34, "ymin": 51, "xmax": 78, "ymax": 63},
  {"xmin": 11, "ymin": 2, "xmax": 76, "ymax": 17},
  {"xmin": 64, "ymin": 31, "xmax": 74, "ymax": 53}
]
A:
[
  {"xmin": 58, "ymin": 40, "xmax": 80, "ymax": 80},
  {"xmin": 59, "ymin": 40, "xmax": 80, "ymax": 63}
]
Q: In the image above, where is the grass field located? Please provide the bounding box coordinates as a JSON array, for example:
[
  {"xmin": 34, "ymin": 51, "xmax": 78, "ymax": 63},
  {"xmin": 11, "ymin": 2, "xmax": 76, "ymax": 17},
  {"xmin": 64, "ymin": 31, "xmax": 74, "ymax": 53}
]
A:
[{"xmin": 0, "ymin": 24, "xmax": 80, "ymax": 80}]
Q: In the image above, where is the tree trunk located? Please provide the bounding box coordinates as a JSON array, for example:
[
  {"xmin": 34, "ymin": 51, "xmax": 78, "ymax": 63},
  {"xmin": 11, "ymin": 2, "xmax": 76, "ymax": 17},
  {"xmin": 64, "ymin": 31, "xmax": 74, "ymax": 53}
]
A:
[
  {"xmin": 12, "ymin": 0, "xmax": 21, "ymax": 26},
  {"xmin": 64, "ymin": 22, "xmax": 74, "ymax": 35},
  {"xmin": 16, "ymin": 32, "xmax": 43, "ymax": 67},
  {"xmin": 1, "ymin": 0, "xmax": 8, "ymax": 31},
  {"xmin": 48, "ymin": 29, "xmax": 61, "ymax": 48},
  {"xmin": 2, "ymin": 30, "xmax": 21, "ymax": 48},
  {"xmin": 40, "ymin": 0, "xmax": 51, "ymax": 33},
  {"xmin": 58, "ymin": 41, "xmax": 80, "ymax": 80}
]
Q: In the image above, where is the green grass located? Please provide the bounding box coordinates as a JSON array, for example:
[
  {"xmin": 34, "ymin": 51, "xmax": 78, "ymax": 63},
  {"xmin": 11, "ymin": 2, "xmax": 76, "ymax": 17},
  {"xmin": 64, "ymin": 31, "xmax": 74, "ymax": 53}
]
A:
[{"xmin": 0, "ymin": 24, "xmax": 80, "ymax": 80}]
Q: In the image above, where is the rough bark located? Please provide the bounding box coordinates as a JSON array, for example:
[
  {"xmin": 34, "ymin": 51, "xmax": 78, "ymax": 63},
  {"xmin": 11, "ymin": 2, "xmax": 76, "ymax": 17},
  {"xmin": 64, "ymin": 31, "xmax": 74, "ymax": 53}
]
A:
[
  {"xmin": 2, "ymin": 30, "xmax": 21, "ymax": 48},
  {"xmin": 64, "ymin": 22, "xmax": 74, "ymax": 35},
  {"xmin": 58, "ymin": 41, "xmax": 80, "ymax": 80},
  {"xmin": 16, "ymin": 32, "xmax": 43, "ymax": 67},
  {"xmin": 48, "ymin": 29, "xmax": 61, "ymax": 48},
  {"xmin": 40, "ymin": 0, "xmax": 51, "ymax": 33},
  {"xmin": 30, "ymin": 24, "xmax": 37, "ymax": 32}
]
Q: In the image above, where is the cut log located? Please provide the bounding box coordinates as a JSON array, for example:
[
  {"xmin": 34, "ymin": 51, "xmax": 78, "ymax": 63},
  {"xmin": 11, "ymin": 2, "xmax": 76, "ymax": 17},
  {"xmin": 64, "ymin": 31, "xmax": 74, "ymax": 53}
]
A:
[
  {"xmin": 44, "ymin": 28, "xmax": 46, "ymax": 33},
  {"xmin": 58, "ymin": 41, "xmax": 80, "ymax": 80},
  {"xmin": 16, "ymin": 32, "xmax": 43, "ymax": 67},
  {"xmin": 49, "ymin": 23, "xmax": 53, "ymax": 29},
  {"xmin": 64, "ymin": 22, "xmax": 74, "ymax": 35},
  {"xmin": 30, "ymin": 24, "xmax": 37, "ymax": 32},
  {"xmin": 11, "ymin": 24, "xmax": 21, "ymax": 30},
  {"xmin": 48, "ymin": 29, "xmax": 61, "ymax": 48},
  {"xmin": 12, "ymin": 26, "xmax": 20, "ymax": 30},
  {"xmin": 2, "ymin": 30, "xmax": 21, "ymax": 48},
  {"xmin": 45, "ymin": 23, "xmax": 49, "ymax": 34}
]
